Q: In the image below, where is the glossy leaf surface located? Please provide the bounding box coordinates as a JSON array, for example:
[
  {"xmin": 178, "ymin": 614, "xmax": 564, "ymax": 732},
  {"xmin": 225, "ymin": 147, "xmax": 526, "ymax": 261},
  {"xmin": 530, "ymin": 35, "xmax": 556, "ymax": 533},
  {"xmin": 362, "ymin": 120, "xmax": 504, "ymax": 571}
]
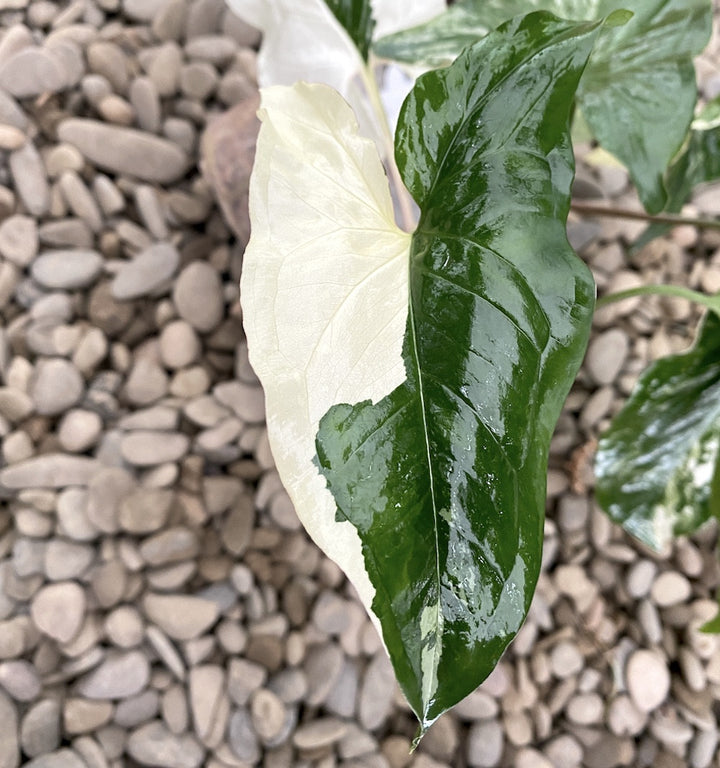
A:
[
  {"xmin": 375, "ymin": 0, "xmax": 711, "ymax": 214},
  {"xmin": 596, "ymin": 311, "xmax": 720, "ymax": 552},
  {"xmin": 323, "ymin": 0, "xmax": 375, "ymax": 61},
  {"xmin": 316, "ymin": 13, "xmax": 600, "ymax": 730}
]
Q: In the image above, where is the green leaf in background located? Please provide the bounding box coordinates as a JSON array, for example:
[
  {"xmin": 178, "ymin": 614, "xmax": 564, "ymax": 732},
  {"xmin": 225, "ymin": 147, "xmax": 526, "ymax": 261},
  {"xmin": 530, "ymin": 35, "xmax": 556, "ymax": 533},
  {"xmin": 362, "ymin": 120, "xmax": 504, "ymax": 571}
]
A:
[
  {"xmin": 373, "ymin": 2, "xmax": 492, "ymax": 68},
  {"xmin": 323, "ymin": 0, "xmax": 375, "ymax": 61},
  {"xmin": 375, "ymin": 0, "xmax": 711, "ymax": 215},
  {"xmin": 316, "ymin": 12, "xmax": 601, "ymax": 732},
  {"xmin": 595, "ymin": 311, "xmax": 720, "ymax": 553},
  {"xmin": 634, "ymin": 97, "xmax": 720, "ymax": 249},
  {"xmin": 579, "ymin": 0, "xmax": 711, "ymax": 214}
]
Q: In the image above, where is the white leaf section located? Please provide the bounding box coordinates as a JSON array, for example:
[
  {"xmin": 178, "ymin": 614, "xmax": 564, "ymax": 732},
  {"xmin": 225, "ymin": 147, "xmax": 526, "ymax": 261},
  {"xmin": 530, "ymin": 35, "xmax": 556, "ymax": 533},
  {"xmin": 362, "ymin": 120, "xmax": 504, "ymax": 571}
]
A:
[
  {"xmin": 241, "ymin": 83, "xmax": 411, "ymax": 613},
  {"xmin": 370, "ymin": 0, "xmax": 445, "ymax": 38}
]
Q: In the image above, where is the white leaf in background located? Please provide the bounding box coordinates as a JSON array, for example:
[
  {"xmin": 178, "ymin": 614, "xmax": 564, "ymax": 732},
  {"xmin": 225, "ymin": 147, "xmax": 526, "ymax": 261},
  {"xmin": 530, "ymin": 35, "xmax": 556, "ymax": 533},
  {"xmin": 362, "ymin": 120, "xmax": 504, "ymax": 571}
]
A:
[
  {"xmin": 241, "ymin": 83, "xmax": 411, "ymax": 613},
  {"xmin": 226, "ymin": 0, "xmax": 445, "ymax": 145},
  {"xmin": 370, "ymin": 0, "xmax": 445, "ymax": 38}
]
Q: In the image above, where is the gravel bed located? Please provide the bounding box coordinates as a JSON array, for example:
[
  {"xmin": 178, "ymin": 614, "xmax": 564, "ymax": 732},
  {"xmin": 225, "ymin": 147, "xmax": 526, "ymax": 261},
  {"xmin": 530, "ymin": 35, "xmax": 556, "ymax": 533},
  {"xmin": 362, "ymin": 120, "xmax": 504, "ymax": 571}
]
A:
[{"xmin": 1, "ymin": 2, "xmax": 720, "ymax": 768}]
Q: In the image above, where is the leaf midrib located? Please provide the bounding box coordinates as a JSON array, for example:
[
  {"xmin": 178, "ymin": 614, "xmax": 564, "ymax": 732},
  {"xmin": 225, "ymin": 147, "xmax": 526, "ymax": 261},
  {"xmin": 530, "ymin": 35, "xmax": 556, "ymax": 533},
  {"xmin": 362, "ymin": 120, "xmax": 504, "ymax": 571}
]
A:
[{"xmin": 406, "ymin": 290, "xmax": 443, "ymax": 721}]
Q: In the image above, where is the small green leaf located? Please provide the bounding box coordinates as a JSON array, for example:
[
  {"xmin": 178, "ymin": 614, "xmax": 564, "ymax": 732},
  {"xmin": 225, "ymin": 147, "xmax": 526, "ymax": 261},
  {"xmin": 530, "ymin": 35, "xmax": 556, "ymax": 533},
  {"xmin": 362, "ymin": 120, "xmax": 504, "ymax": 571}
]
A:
[
  {"xmin": 595, "ymin": 311, "xmax": 720, "ymax": 553},
  {"xmin": 317, "ymin": 12, "xmax": 601, "ymax": 731},
  {"xmin": 323, "ymin": 0, "xmax": 375, "ymax": 61}
]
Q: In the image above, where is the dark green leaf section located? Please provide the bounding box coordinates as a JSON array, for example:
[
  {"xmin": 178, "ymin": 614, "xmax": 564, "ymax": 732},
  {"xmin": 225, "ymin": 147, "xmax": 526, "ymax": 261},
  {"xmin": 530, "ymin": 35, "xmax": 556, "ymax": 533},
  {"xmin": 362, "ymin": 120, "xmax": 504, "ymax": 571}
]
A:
[
  {"xmin": 323, "ymin": 0, "xmax": 375, "ymax": 61},
  {"xmin": 316, "ymin": 12, "xmax": 600, "ymax": 731},
  {"xmin": 375, "ymin": 0, "xmax": 711, "ymax": 215},
  {"xmin": 595, "ymin": 311, "xmax": 720, "ymax": 553}
]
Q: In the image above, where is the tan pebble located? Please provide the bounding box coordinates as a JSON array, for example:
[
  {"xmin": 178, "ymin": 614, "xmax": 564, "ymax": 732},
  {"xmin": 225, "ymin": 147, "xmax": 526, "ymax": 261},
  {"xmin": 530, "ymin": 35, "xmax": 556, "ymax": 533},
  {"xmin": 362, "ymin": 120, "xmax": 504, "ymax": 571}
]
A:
[
  {"xmin": 98, "ymin": 94, "xmax": 135, "ymax": 126},
  {"xmin": 626, "ymin": 649, "xmax": 670, "ymax": 713},
  {"xmin": 30, "ymin": 581, "xmax": 85, "ymax": 643},
  {"xmin": 0, "ymin": 124, "xmax": 25, "ymax": 150},
  {"xmin": 64, "ymin": 698, "xmax": 113, "ymax": 734},
  {"xmin": 651, "ymin": 571, "xmax": 692, "ymax": 607}
]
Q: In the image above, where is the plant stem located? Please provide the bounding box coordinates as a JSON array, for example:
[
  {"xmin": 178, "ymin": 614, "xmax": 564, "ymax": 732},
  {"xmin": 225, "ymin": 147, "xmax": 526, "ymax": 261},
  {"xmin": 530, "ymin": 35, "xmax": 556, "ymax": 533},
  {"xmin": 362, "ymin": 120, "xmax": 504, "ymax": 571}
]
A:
[
  {"xmin": 361, "ymin": 58, "xmax": 416, "ymax": 233},
  {"xmin": 597, "ymin": 284, "xmax": 720, "ymax": 314},
  {"xmin": 570, "ymin": 202, "xmax": 720, "ymax": 231}
]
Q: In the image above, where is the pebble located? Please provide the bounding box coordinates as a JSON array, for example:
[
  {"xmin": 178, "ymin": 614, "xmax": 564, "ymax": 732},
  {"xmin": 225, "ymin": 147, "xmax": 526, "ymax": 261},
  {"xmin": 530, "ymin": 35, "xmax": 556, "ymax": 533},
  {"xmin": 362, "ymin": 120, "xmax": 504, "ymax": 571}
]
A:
[
  {"xmin": 550, "ymin": 641, "xmax": 584, "ymax": 678},
  {"xmin": 111, "ymin": 242, "xmax": 180, "ymax": 300},
  {"xmin": 0, "ymin": 47, "xmax": 67, "ymax": 97},
  {"xmin": 20, "ymin": 699, "xmax": 61, "ymax": 758},
  {"xmin": 359, "ymin": 652, "xmax": 396, "ymax": 731},
  {"xmin": 64, "ymin": 698, "xmax": 113, "ymax": 734},
  {"xmin": 0, "ymin": 124, "xmax": 25, "ymax": 150},
  {"xmin": 30, "ymin": 358, "xmax": 84, "ymax": 416},
  {"xmin": 30, "ymin": 581, "xmax": 85, "ymax": 643},
  {"xmin": 130, "ymin": 76, "xmax": 162, "ymax": 133},
  {"xmin": 0, "ymin": 660, "xmax": 41, "ymax": 701},
  {"xmin": 294, "ymin": 717, "xmax": 348, "ymax": 751},
  {"xmin": 148, "ymin": 41, "xmax": 183, "ymax": 96},
  {"xmin": 86, "ymin": 467, "xmax": 135, "ymax": 533},
  {"xmin": 120, "ymin": 431, "xmax": 190, "ymax": 466},
  {"xmin": 159, "ymin": 320, "xmax": 201, "ymax": 368},
  {"xmin": 188, "ymin": 664, "xmax": 227, "ymax": 744},
  {"xmin": 651, "ymin": 571, "xmax": 692, "ymax": 607},
  {"xmin": 123, "ymin": 359, "xmax": 169, "ymax": 405},
  {"xmin": 251, "ymin": 688, "xmax": 287, "ymax": 744},
  {"xmin": 31, "ymin": 250, "xmax": 103, "ymax": 290},
  {"xmin": 58, "ymin": 119, "xmax": 189, "ymax": 183},
  {"xmin": 626, "ymin": 649, "xmax": 671, "ymax": 712},
  {"xmin": 86, "ymin": 41, "xmax": 129, "ymax": 94},
  {"xmin": 228, "ymin": 708, "xmax": 261, "ymax": 763},
  {"xmin": 10, "ymin": 141, "xmax": 50, "ymax": 216},
  {"xmin": 566, "ymin": 693, "xmax": 603, "ymax": 725},
  {"xmin": 58, "ymin": 409, "xmax": 103, "ymax": 452},
  {"xmin": 0, "ymin": 689, "xmax": 19, "ymax": 767},
  {"xmin": 143, "ymin": 593, "xmax": 219, "ymax": 640},
  {"xmin": 59, "ymin": 171, "xmax": 103, "ymax": 233},
  {"xmin": 105, "ymin": 606, "xmax": 144, "ymax": 649},
  {"xmin": 173, "ymin": 261, "xmax": 224, "ymax": 332},
  {"xmin": 23, "ymin": 750, "xmax": 88, "ymax": 768},
  {"xmin": 0, "ymin": 214, "xmax": 37, "ymax": 266},
  {"xmin": 76, "ymin": 651, "xmax": 150, "ymax": 700},
  {"xmin": 467, "ymin": 719, "xmax": 504, "ymax": 768},
  {"xmin": 118, "ymin": 488, "xmax": 173, "ymax": 533},
  {"xmin": 127, "ymin": 721, "xmax": 204, "ymax": 768},
  {"xmin": 228, "ymin": 658, "xmax": 267, "ymax": 706},
  {"xmin": 585, "ymin": 329, "xmax": 630, "ymax": 386},
  {"xmin": 626, "ymin": 559, "xmax": 657, "ymax": 599},
  {"xmin": 44, "ymin": 539, "xmax": 94, "ymax": 580},
  {"xmin": 544, "ymin": 735, "xmax": 583, "ymax": 768},
  {"xmin": 139, "ymin": 526, "xmax": 199, "ymax": 565}
]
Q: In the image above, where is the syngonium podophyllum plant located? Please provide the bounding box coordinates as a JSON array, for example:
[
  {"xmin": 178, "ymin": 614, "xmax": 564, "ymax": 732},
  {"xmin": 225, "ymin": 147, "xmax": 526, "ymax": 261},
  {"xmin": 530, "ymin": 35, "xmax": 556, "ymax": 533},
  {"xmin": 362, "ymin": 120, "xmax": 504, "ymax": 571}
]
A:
[{"xmin": 219, "ymin": 0, "xmax": 720, "ymax": 738}]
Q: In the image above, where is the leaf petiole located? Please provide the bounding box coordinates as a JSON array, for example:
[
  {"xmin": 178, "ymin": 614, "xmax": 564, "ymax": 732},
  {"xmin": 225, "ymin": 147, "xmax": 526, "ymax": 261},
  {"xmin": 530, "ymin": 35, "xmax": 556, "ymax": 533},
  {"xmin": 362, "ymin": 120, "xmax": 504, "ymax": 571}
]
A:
[
  {"xmin": 360, "ymin": 56, "xmax": 417, "ymax": 232},
  {"xmin": 597, "ymin": 283, "xmax": 720, "ymax": 316},
  {"xmin": 571, "ymin": 201, "xmax": 720, "ymax": 231}
]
